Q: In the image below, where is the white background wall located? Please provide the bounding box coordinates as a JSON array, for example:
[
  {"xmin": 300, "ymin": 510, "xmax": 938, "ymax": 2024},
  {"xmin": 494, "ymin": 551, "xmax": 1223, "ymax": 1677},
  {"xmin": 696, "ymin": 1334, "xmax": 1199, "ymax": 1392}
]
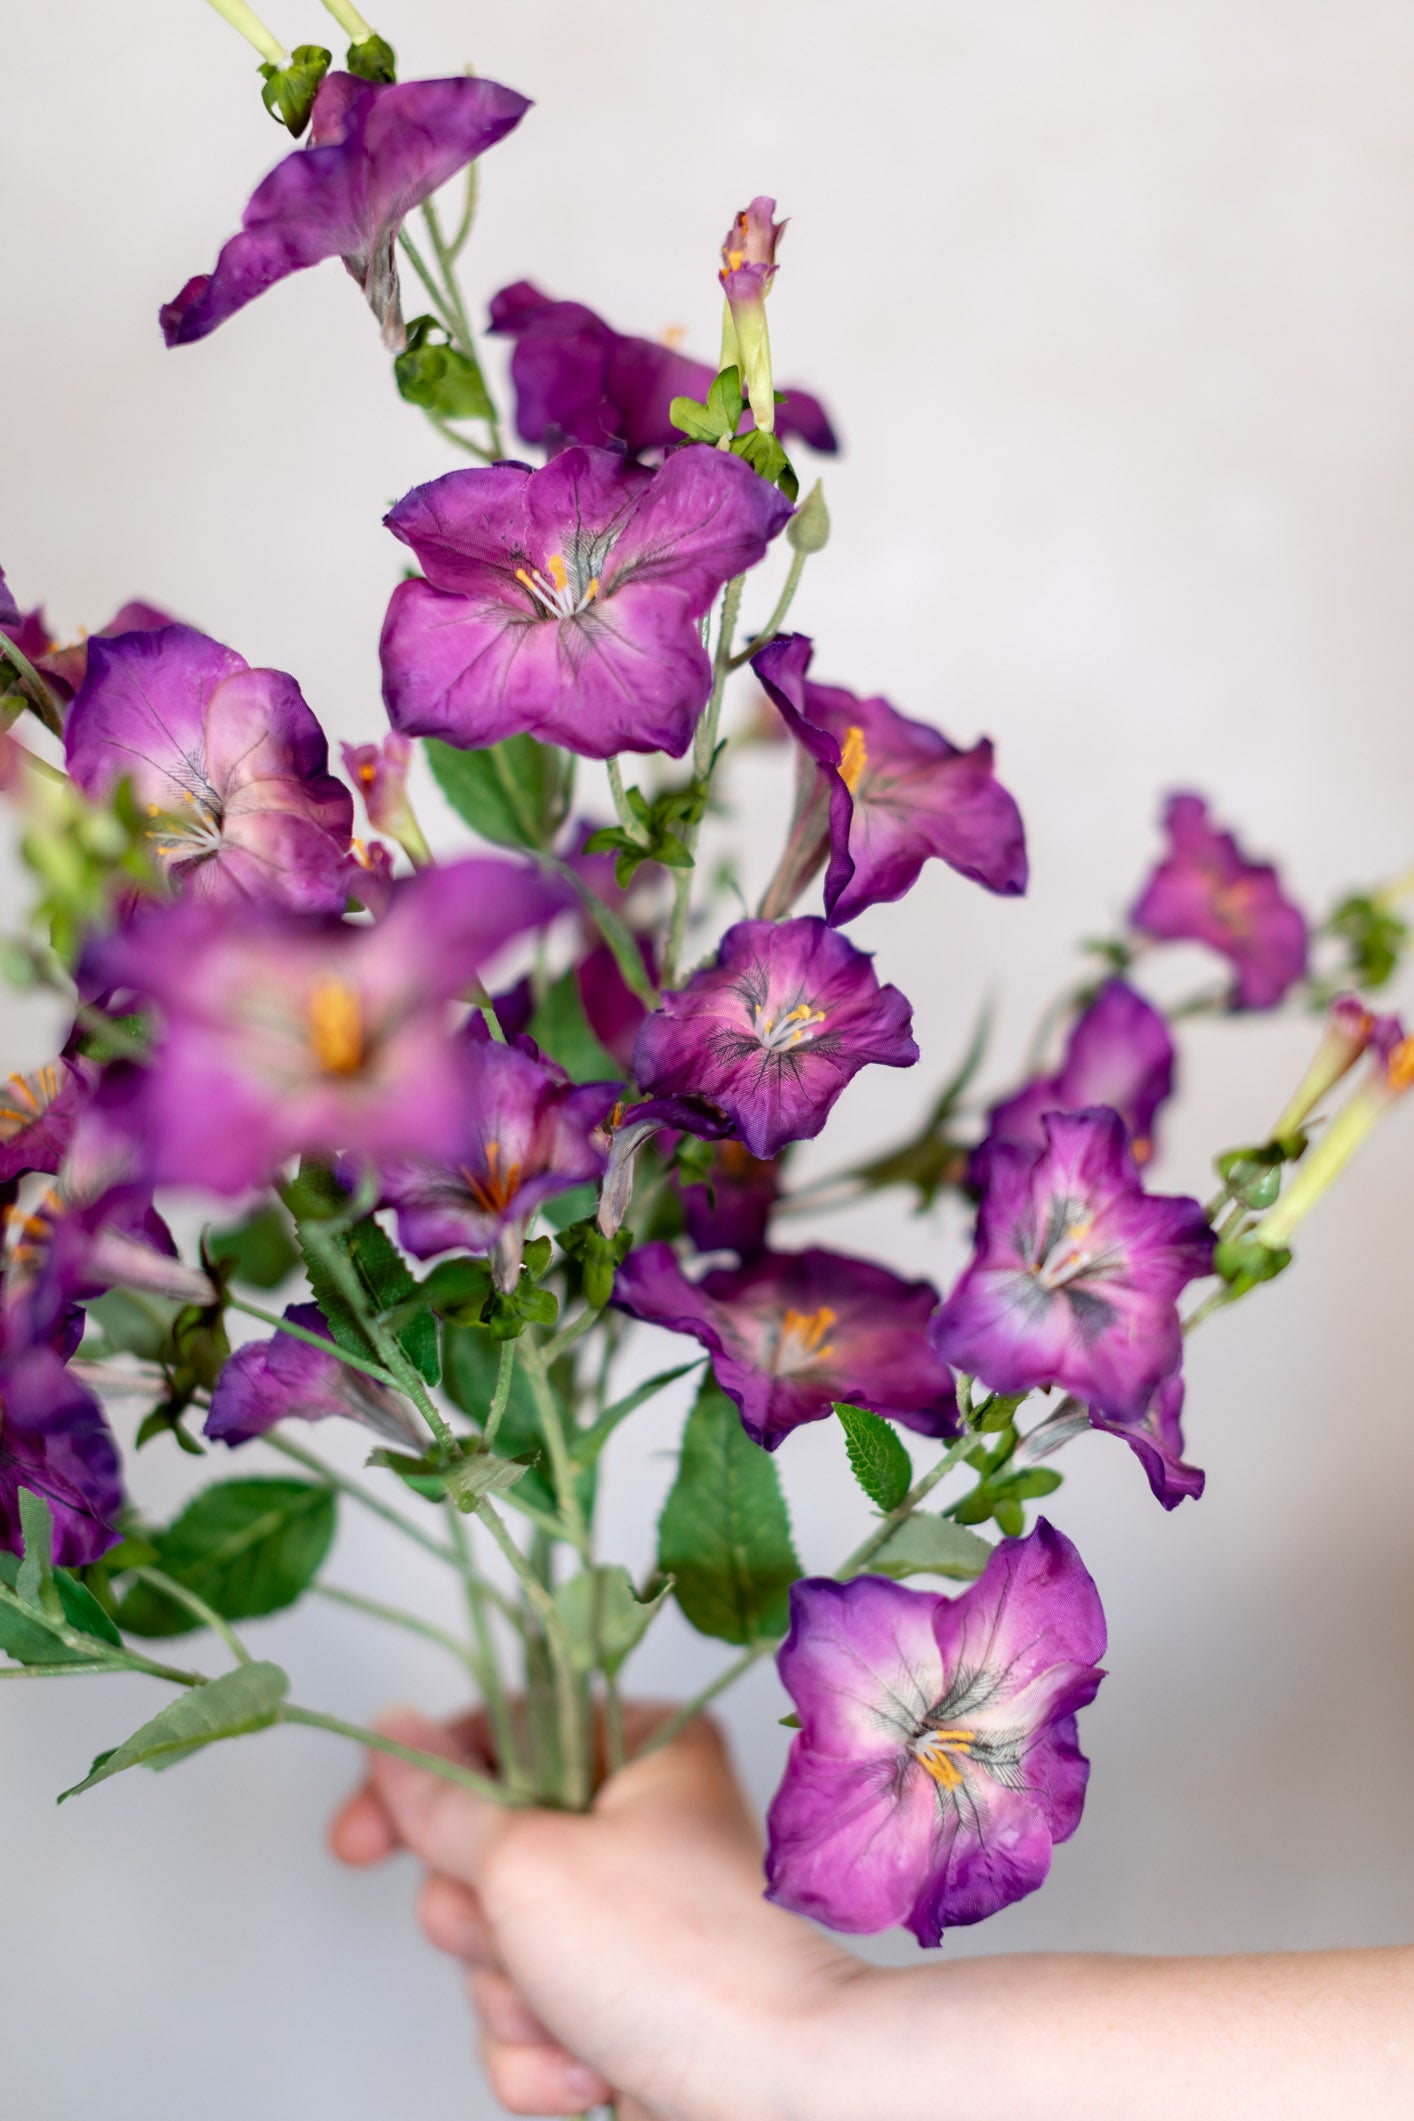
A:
[{"xmin": 3, "ymin": 2, "xmax": 1413, "ymax": 2114}]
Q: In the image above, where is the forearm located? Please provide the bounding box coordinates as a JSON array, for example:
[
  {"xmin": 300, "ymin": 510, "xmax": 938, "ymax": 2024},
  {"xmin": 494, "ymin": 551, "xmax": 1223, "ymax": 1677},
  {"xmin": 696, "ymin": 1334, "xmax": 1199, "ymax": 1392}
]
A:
[{"xmin": 795, "ymin": 1947, "xmax": 1414, "ymax": 2121}]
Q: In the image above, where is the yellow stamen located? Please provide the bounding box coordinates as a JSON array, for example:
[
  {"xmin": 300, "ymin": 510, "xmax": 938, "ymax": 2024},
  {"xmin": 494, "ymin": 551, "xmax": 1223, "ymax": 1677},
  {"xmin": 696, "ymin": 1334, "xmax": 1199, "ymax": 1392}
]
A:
[
  {"xmin": 913, "ymin": 1727, "xmax": 978, "ymax": 1791},
  {"xmin": 1131, "ymin": 1135, "xmax": 1152, "ymax": 1165},
  {"xmin": 1389, "ymin": 1036, "xmax": 1414, "ymax": 1092},
  {"xmin": 838, "ymin": 724, "xmax": 868, "ymax": 794},
  {"xmin": 515, "ymin": 566, "xmax": 539, "ymax": 596},
  {"xmin": 780, "ymin": 1305, "xmax": 837, "ymax": 1363},
  {"xmin": 726, "ymin": 247, "xmax": 744, "ymax": 271},
  {"xmin": 307, "ymin": 978, "xmax": 364, "ymax": 1075},
  {"xmin": 584, "ymin": 576, "xmax": 599, "ymax": 603},
  {"xmin": 462, "ymin": 1139, "xmax": 522, "ymax": 1217},
  {"xmin": 357, "ymin": 761, "xmax": 376, "ymax": 787},
  {"xmin": 547, "ymin": 553, "xmax": 568, "ymax": 592}
]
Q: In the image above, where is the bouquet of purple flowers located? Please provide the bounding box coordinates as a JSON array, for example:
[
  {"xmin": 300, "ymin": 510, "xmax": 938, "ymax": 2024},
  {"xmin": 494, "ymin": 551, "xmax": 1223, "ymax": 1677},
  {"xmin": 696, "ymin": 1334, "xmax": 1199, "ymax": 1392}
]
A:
[{"xmin": 4, "ymin": 0, "xmax": 1411, "ymax": 2003}]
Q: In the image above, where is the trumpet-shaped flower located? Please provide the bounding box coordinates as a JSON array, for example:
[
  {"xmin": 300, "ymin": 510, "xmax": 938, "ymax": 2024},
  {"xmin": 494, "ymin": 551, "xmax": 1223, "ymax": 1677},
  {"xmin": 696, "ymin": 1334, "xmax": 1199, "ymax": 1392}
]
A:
[
  {"xmin": 974, "ymin": 980, "xmax": 1174, "ymax": 1181},
  {"xmin": 754, "ymin": 635, "xmax": 1027, "ymax": 923},
  {"xmin": 161, "ymin": 73, "xmax": 529, "ymax": 348},
  {"xmin": 633, "ymin": 917, "xmax": 917, "ymax": 1159},
  {"xmin": 82, "ymin": 860, "xmax": 562, "ymax": 1194},
  {"xmin": 612, "ymin": 1242, "xmax": 957, "ymax": 1449},
  {"xmin": 379, "ymin": 445, "xmax": 791, "ymax": 760},
  {"xmin": 486, "ymin": 281, "xmax": 838, "ymax": 458},
  {"xmin": 1130, "ymin": 792, "xmax": 1308, "ymax": 1010},
  {"xmin": 764, "ymin": 1522, "xmax": 1106, "ymax": 1942},
  {"xmin": 932, "ymin": 1108, "xmax": 1213, "ymax": 1425},
  {"xmin": 0, "ymin": 1341, "xmax": 123, "ymax": 1565},
  {"xmin": 205, "ymin": 1304, "xmax": 420, "ymax": 1449},
  {"xmin": 377, "ymin": 1036, "xmax": 618, "ymax": 1287},
  {"xmin": 66, "ymin": 625, "xmax": 354, "ymax": 910}
]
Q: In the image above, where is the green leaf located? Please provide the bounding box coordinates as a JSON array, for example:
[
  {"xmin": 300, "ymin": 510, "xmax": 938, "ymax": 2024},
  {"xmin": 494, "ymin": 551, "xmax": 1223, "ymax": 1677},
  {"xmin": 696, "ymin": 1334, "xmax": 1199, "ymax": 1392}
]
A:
[
  {"xmin": 17, "ymin": 1489, "xmax": 60, "ymax": 1617},
  {"xmin": 59, "ymin": 1661, "xmax": 290, "ymax": 1800},
  {"xmin": 527, "ymin": 968, "xmax": 621, "ymax": 1084},
  {"xmin": 258, "ymin": 45, "xmax": 331, "ymax": 136},
  {"xmin": 657, "ymin": 1376, "xmax": 801, "ymax": 1644},
  {"xmin": 574, "ymin": 1360, "xmax": 703, "ymax": 1468},
  {"xmin": 346, "ymin": 1217, "xmax": 440, "ymax": 1384},
  {"xmin": 834, "ymin": 1404, "xmax": 913, "ymax": 1513},
  {"xmin": 0, "ymin": 1553, "xmax": 122, "ymax": 1666},
  {"xmin": 207, "ymin": 1202, "xmax": 299, "ymax": 1290},
  {"xmin": 83, "ymin": 1288, "xmax": 179, "ymax": 1364},
  {"xmin": 972, "ymin": 1390, "xmax": 1030, "ymax": 1434},
  {"xmin": 553, "ymin": 1566, "xmax": 671, "ymax": 1675},
  {"xmin": 394, "ymin": 316, "xmax": 495, "ymax": 422},
  {"xmin": 115, "ymin": 1480, "xmax": 336, "ymax": 1639},
  {"xmin": 426, "ymin": 733, "xmax": 570, "ymax": 851},
  {"xmin": 868, "ymin": 1515, "xmax": 993, "ymax": 1583},
  {"xmin": 345, "ymin": 31, "xmax": 396, "ymax": 82},
  {"xmin": 730, "ymin": 428, "xmax": 799, "ymax": 501}
]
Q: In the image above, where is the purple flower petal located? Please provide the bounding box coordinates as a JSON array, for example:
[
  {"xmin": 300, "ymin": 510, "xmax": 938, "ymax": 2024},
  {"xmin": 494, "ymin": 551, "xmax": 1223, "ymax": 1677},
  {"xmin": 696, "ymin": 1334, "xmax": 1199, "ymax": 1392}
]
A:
[
  {"xmin": 161, "ymin": 74, "xmax": 529, "ymax": 347},
  {"xmin": 633, "ymin": 917, "xmax": 917, "ymax": 1160},
  {"xmin": 1130, "ymin": 792, "xmax": 1308, "ymax": 1010},
  {"xmin": 975, "ymin": 979, "xmax": 1175, "ymax": 1184},
  {"xmin": 0, "ymin": 1346, "xmax": 123, "ymax": 1565},
  {"xmin": 206, "ymin": 1303, "xmax": 418, "ymax": 1447}
]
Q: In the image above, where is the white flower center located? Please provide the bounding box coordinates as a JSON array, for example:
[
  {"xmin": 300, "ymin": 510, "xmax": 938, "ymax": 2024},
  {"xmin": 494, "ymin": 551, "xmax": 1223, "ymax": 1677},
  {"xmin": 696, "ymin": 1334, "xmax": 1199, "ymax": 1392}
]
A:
[
  {"xmin": 515, "ymin": 550, "xmax": 600, "ymax": 619},
  {"xmin": 751, "ymin": 1000, "xmax": 827, "ymax": 1053}
]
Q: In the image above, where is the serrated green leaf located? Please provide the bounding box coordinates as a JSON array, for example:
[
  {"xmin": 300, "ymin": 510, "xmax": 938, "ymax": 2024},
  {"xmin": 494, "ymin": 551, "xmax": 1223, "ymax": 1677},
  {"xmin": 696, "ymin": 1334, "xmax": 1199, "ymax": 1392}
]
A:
[
  {"xmin": 657, "ymin": 1377, "xmax": 800, "ymax": 1644},
  {"xmin": 834, "ymin": 1404, "xmax": 914, "ymax": 1512},
  {"xmin": 868, "ymin": 1514, "xmax": 993, "ymax": 1582},
  {"xmin": 0, "ymin": 1552, "xmax": 122, "ymax": 1666},
  {"xmin": 425, "ymin": 734, "xmax": 569, "ymax": 851},
  {"xmin": 115, "ymin": 1480, "xmax": 336, "ymax": 1638},
  {"xmin": 346, "ymin": 1217, "xmax": 440, "ymax": 1384},
  {"xmin": 553, "ymin": 1565, "xmax": 671, "ymax": 1675},
  {"xmin": 528, "ymin": 969, "xmax": 621, "ymax": 1085},
  {"xmin": 59, "ymin": 1661, "xmax": 289, "ymax": 1800}
]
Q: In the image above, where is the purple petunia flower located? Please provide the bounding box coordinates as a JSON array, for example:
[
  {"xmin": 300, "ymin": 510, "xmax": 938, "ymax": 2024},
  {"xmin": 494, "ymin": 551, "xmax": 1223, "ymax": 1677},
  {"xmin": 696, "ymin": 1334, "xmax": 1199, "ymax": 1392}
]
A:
[
  {"xmin": 0, "ymin": 1056, "xmax": 92, "ymax": 1185},
  {"xmin": 376, "ymin": 1036, "xmax": 618, "ymax": 1288},
  {"xmin": 379, "ymin": 445, "xmax": 791, "ymax": 761},
  {"xmin": 764, "ymin": 1522, "xmax": 1106, "ymax": 1943},
  {"xmin": 754, "ymin": 635, "xmax": 1027, "ymax": 923},
  {"xmin": 160, "ymin": 72, "xmax": 530, "ymax": 349},
  {"xmin": 82, "ymin": 859, "xmax": 563, "ymax": 1195},
  {"xmin": 341, "ymin": 732, "xmax": 417, "ymax": 840},
  {"xmin": 974, "ymin": 980, "xmax": 1174, "ymax": 1182},
  {"xmin": 0, "ymin": 1340, "xmax": 123, "ymax": 1565},
  {"xmin": 486, "ymin": 281, "xmax": 838, "ymax": 459},
  {"xmin": 1015, "ymin": 1376, "xmax": 1204, "ymax": 1511},
  {"xmin": 613, "ymin": 1242, "xmax": 957, "ymax": 1449},
  {"xmin": 932, "ymin": 1108, "xmax": 1213, "ymax": 1425},
  {"xmin": 205, "ymin": 1303, "xmax": 420, "ymax": 1449},
  {"xmin": 676, "ymin": 1140, "xmax": 782, "ymax": 1259},
  {"xmin": 65, "ymin": 624, "xmax": 354, "ymax": 911},
  {"xmin": 1130, "ymin": 792, "xmax": 1308, "ymax": 1010},
  {"xmin": 633, "ymin": 917, "xmax": 917, "ymax": 1160}
]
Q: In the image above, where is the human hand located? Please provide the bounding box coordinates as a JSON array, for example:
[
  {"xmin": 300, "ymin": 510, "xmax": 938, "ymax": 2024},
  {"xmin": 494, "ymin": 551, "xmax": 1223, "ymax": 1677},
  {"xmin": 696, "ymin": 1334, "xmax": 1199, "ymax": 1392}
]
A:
[{"xmin": 329, "ymin": 1707, "xmax": 860, "ymax": 2119}]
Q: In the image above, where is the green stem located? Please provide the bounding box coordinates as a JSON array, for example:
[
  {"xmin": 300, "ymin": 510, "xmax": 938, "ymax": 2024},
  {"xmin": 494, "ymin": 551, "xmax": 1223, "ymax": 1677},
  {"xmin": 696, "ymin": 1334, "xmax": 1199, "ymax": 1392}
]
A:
[
  {"xmin": 424, "ymin": 412, "xmax": 495, "ymax": 462},
  {"xmin": 0, "ymin": 632, "xmax": 63, "ymax": 738},
  {"xmin": 518, "ymin": 1340, "xmax": 590, "ymax": 1557},
  {"xmin": 421, "ymin": 199, "xmax": 505, "ymax": 459},
  {"xmin": 473, "ymin": 1499, "xmax": 588, "ymax": 1808},
  {"xmin": 129, "ymin": 1569, "xmax": 252, "ymax": 1664},
  {"xmin": 602, "ymin": 1671, "xmax": 626, "ymax": 1776},
  {"xmin": 443, "ymin": 1504, "xmax": 529, "ymax": 1793},
  {"xmin": 631, "ymin": 1644, "xmax": 766, "ymax": 1759},
  {"xmin": 663, "ymin": 574, "xmax": 745, "ymax": 985},
  {"xmin": 839, "ymin": 1432, "xmax": 978, "ymax": 1576},
  {"xmin": 1183, "ymin": 1285, "xmax": 1235, "ymax": 1336},
  {"xmin": 727, "ymin": 545, "xmax": 807, "ymax": 669},
  {"xmin": 606, "ymin": 758, "xmax": 649, "ymax": 843},
  {"xmin": 312, "ymin": 1581, "xmax": 483, "ymax": 1673},
  {"xmin": 483, "ymin": 1338, "xmax": 517, "ymax": 1450},
  {"xmin": 227, "ymin": 1296, "xmax": 401, "ymax": 1393},
  {"xmin": 542, "ymin": 1307, "xmax": 600, "ymax": 1366},
  {"xmin": 446, "ymin": 161, "xmax": 479, "ymax": 259},
  {"xmin": 262, "ymin": 1431, "xmax": 466, "ymax": 1570},
  {"xmin": 201, "ymin": 0, "xmax": 287, "ymax": 65},
  {"xmin": 301, "ymin": 1222, "xmax": 455, "ymax": 1453},
  {"xmin": 280, "ymin": 1705, "xmax": 523, "ymax": 1805},
  {"xmin": 317, "ymin": 0, "xmax": 372, "ymax": 38},
  {"xmin": 396, "ymin": 229, "xmax": 460, "ymax": 336}
]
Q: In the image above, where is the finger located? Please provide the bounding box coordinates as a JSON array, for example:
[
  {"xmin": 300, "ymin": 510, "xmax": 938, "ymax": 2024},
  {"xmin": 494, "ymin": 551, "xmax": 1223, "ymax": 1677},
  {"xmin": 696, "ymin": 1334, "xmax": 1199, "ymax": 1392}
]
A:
[
  {"xmin": 417, "ymin": 1872, "xmax": 497, "ymax": 1967},
  {"xmin": 467, "ymin": 1968, "xmax": 555, "ymax": 2047},
  {"xmin": 366, "ymin": 1708, "xmax": 508, "ymax": 1882},
  {"xmin": 328, "ymin": 1780, "xmax": 398, "ymax": 1866},
  {"xmin": 479, "ymin": 2037, "xmax": 612, "ymax": 2117}
]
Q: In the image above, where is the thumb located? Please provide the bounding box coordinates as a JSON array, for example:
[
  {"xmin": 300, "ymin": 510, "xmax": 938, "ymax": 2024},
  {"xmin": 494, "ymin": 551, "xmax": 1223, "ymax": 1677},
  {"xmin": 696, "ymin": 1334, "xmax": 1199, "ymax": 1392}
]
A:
[{"xmin": 366, "ymin": 1709, "xmax": 510, "ymax": 1884}]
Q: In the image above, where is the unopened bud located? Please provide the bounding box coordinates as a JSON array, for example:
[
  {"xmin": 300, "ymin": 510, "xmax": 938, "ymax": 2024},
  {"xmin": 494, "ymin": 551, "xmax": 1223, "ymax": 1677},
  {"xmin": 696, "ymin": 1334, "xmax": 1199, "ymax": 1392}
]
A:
[
  {"xmin": 719, "ymin": 196, "xmax": 785, "ymax": 436},
  {"xmin": 1270, "ymin": 993, "xmax": 1389, "ymax": 1144},
  {"xmin": 1254, "ymin": 1024, "xmax": 1413, "ymax": 1251},
  {"xmin": 786, "ymin": 479, "xmax": 830, "ymax": 555}
]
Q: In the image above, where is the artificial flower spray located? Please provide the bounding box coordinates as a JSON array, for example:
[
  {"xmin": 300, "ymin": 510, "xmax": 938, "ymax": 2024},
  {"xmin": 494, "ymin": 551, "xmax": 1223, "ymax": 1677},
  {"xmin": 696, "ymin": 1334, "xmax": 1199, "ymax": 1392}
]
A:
[{"xmin": 4, "ymin": 11, "xmax": 1413, "ymax": 2108}]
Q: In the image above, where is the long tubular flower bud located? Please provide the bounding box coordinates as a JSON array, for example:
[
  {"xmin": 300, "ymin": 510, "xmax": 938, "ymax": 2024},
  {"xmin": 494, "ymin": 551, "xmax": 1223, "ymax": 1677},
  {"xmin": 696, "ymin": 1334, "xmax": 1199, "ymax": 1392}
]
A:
[
  {"xmin": 201, "ymin": 0, "xmax": 288, "ymax": 66},
  {"xmin": 1254, "ymin": 1028, "xmax": 1414, "ymax": 1251},
  {"xmin": 1269, "ymin": 994, "xmax": 1381, "ymax": 1144},
  {"xmin": 719, "ymin": 196, "xmax": 785, "ymax": 436}
]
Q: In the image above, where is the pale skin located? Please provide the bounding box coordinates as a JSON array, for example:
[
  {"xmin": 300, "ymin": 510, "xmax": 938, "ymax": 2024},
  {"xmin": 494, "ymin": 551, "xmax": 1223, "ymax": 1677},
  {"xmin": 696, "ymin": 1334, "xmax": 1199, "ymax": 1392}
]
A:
[{"xmin": 330, "ymin": 1707, "xmax": 1414, "ymax": 2121}]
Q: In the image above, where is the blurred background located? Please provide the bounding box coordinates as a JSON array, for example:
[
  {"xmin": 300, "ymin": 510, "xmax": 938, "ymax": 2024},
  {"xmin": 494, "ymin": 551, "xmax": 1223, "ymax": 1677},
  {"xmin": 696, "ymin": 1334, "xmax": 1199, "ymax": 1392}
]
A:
[{"xmin": 3, "ymin": 1, "xmax": 1414, "ymax": 2113}]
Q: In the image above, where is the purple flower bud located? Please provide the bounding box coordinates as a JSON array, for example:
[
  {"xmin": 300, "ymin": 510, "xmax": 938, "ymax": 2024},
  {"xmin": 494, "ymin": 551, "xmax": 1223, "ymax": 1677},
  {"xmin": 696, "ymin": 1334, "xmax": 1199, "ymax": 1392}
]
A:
[
  {"xmin": 613, "ymin": 1242, "xmax": 956, "ymax": 1449},
  {"xmin": 205, "ymin": 1303, "xmax": 420, "ymax": 1448},
  {"xmin": 754, "ymin": 635, "xmax": 1027, "ymax": 923},
  {"xmin": 342, "ymin": 733, "xmax": 416, "ymax": 840},
  {"xmin": 1130, "ymin": 792, "xmax": 1308, "ymax": 1010},
  {"xmin": 161, "ymin": 73, "xmax": 530, "ymax": 349},
  {"xmin": 633, "ymin": 917, "xmax": 917, "ymax": 1160},
  {"xmin": 0, "ymin": 1343, "xmax": 123, "ymax": 1566},
  {"xmin": 933, "ymin": 1107, "xmax": 1213, "ymax": 1425},
  {"xmin": 380, "ymin": 446, "xmax": 791, "ymax": 760},
  {"xmin": 719, "ymin": 196, "xmax": 786, "ymax": 434},
  {"xmin": 66, "ymin": 625, "xmax": 354, "ymax": 911},
  {"xmin": 765, "ymin": 1522, "xmax": 1106, "ymax": 1942}
]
